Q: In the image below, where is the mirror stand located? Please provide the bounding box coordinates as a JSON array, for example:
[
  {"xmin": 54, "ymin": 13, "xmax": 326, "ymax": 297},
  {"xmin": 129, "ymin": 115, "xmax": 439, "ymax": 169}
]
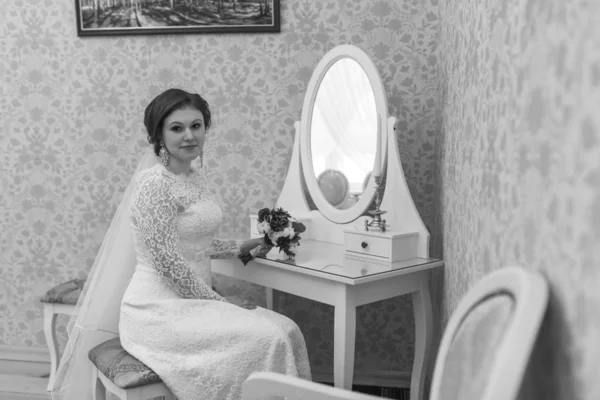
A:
[{"xmin": 271, "ymin": 115, "xmax": 430, "ymax": 259}]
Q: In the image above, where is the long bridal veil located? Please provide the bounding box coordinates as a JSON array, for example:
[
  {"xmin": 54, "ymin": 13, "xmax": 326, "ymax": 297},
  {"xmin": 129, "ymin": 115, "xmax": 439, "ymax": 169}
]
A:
[{"xmin": 51, "ymin": 148, "xmax": 159, "ymax": 400}]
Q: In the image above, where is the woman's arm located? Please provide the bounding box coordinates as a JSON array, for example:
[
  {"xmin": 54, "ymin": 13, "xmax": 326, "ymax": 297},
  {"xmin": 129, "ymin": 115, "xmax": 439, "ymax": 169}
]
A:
[
  {"xmin": 131, "ymin": 172, "xmax": 225, "ymax": 301},
  {"xmin": 209, "ymin": 237, "xmax": 268, "ymax": 259}
]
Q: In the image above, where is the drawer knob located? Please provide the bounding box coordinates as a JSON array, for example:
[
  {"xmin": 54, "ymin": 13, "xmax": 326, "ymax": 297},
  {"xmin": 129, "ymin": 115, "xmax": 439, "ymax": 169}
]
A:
[{"xmin": 361, "ymin": 241, "xmax": 368, "ymax": 249}]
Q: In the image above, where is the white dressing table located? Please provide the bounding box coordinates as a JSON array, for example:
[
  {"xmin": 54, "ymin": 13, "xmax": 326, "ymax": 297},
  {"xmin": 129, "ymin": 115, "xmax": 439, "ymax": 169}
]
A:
[
  {"xmin": 212, "ymin": 242, "xmax": 442, "ymax": 400},
  {"xmin": 214, "ymin": 44, "xmax": 443, "ymax": 400}
]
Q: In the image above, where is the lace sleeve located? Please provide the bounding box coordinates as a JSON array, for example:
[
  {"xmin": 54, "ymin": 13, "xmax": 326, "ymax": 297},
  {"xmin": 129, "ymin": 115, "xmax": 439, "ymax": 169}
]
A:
[
  {"xmin": 209, "ymin": 238, "xmax": 242, "ymax": 259},
  {"xmin": 131, "ymin": 172, "xmax": 225, "ymax": 301}
]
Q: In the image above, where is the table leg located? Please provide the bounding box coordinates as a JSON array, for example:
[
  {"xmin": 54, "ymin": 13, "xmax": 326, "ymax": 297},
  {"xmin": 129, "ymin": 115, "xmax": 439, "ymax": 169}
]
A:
[
  {"xmin": 266, "ymin": 288, "xmax": 273, "ymax": 310},
  {"xmin": 43, "ymin": 305, "xmax": 59, "ymax": 392},
  {"xmin": 333, "ymin": 287, "xmax": 356, "ymax": 390},
  {"xmin": 411, "ymin": 276, "xmax": 433, "ymax": 400}
]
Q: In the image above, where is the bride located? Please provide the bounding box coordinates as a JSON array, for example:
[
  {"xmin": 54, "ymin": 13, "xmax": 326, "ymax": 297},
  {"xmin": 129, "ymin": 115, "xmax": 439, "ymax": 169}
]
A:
[{"xmin": 52, "ymin": 88, "xmax": 311, "ymax": 400}]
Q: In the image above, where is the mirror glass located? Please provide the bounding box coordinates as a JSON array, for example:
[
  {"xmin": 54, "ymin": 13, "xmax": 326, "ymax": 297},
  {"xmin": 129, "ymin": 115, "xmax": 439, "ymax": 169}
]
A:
[{"xmin": 309, "ymin": 58, "xmax": 378, "ymax": 210}]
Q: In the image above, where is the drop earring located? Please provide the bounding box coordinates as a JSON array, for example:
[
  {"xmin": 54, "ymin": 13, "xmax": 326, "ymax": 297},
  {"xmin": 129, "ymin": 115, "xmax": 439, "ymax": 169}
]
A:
[
  {"xmin": 159, "ymin": 141, "xmax": 169, "ymax": 167},
  {"xmin": 200, "ymin": 134, "xmax": 207, "ymax": 168}
]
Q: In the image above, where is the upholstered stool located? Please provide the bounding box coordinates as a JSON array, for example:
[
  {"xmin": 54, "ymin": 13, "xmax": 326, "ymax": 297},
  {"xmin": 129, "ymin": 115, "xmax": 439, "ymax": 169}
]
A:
[
  {"xmin": 40, "ymin": 278, "xmax": 85, "ymax": 391},
  {"xmin": 88, "ymin": 338, "xmax": 175, "ymax": 400}
]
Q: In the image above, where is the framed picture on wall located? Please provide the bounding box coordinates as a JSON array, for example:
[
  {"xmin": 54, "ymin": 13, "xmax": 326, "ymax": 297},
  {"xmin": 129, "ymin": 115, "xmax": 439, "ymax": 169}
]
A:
[{"xmin": 74, "ymin": 0, "xmax": 280, "ymax": 37}]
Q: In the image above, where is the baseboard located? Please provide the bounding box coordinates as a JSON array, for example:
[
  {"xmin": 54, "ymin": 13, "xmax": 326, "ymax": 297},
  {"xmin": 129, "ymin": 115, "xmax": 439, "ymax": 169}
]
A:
[
  {"xmin": 0, "ymin": 346, "xmax": 50, "ymax": 377},
  {"xmin": 0, "ymin": 374, "xmax": 49, "ymax": 398},
  {"xmin": 311, "ymin": 369, "xmax": 410, "ymax": 389}
]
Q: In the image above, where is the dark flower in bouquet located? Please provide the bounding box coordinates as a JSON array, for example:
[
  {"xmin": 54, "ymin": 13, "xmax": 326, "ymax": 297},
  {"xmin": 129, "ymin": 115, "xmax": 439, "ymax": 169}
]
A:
[{"xmin": 239, "ymin": 207, "xmax": 306, "ymax": 265}]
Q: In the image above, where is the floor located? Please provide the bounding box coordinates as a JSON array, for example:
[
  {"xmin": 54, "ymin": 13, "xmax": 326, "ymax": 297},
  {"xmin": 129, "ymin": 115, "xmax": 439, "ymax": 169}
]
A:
[
  {"xmin": 0, "ymin": 373, "xmax": 49, "ymax": 400},
  {"xmin": 326, "ymin": 382, "xmax": 410, "ymax": 400}
]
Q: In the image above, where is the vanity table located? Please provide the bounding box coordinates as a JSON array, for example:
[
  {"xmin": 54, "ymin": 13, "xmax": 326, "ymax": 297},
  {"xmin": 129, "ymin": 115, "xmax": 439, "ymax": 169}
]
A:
[
  {"xmin": 213, "ymin": 44, "xmax": 443, "ymax": 400},
  {"xmin": 212, "ymin": 243, "xmax": 442, "ymax": 400}
]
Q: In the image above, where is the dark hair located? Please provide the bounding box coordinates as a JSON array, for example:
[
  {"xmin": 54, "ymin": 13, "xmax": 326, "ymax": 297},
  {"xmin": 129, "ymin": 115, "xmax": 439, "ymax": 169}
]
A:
[{"xmin": 144, "ymin": 88, "xmax": 212, "ymax": 156}]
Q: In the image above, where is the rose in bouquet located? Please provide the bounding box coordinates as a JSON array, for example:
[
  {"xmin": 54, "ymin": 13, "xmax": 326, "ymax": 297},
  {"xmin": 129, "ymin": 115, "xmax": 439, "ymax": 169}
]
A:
[{"xmin": 238, "ymin": 207, "xmax": 306, "ymax": 265}]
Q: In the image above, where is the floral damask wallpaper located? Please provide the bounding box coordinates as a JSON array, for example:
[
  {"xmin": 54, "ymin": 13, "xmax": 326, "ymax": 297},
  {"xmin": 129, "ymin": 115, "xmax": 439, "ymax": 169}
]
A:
[
  {"xmin": 437, "ymin": 0, "xmax": 600, "ymax": 398},
  {"xmin": 4, "ymin": 0, "xmax": 598, "ymax": 396},
  {"xmin": 0, "ymin": 0, "xmax": 440, "ymax": 382}
]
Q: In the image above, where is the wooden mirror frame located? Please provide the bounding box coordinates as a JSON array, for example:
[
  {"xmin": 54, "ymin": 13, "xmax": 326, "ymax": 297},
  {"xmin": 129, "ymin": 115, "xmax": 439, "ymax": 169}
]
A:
[{"xmin": 299, "ymin": 44, "xmax": 389, "ymax": 224}]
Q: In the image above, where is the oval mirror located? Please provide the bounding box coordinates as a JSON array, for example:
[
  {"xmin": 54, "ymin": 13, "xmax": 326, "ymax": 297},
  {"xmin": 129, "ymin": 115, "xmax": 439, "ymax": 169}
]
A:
[
  {"xmin": 310, "ymin": 58, "xmax": 377, "ymax": 210},
  {"xmin": 300, "ymin": 45, "xmax": 388, "ymax": 224}
]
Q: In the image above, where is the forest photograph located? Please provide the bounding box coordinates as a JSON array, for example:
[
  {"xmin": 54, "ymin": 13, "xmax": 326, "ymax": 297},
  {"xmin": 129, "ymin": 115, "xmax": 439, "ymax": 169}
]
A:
[{"xmin": 75, "ymin": 0, "xmax": 279, "ymax": 36}]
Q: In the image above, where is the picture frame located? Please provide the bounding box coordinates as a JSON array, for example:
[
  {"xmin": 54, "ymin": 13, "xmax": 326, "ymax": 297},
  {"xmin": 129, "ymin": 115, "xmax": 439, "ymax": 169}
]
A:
[{"xmin": 74, "ymin": 0, "xmax": 280, "ymax": 37}]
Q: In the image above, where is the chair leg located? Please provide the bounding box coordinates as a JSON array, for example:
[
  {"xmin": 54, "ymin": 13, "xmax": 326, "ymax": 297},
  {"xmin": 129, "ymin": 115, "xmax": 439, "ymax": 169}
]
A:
[
  {"xmin": 91, "ymin": 368, "xmax": 107, "ymax": 400},
  {"xmin": 43, "ymin": 304, "xmax": 59, "ymax": 392}
]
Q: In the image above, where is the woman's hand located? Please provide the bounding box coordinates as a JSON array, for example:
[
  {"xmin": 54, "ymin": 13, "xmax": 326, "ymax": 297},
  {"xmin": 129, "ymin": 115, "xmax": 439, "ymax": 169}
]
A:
[
  {"xmin": 238, "ymin": 237, "xmax": 273, "ymax": 265},
  {"xmin": 225, "ymin": 295, "xmax": 257, "ymax": 310}
]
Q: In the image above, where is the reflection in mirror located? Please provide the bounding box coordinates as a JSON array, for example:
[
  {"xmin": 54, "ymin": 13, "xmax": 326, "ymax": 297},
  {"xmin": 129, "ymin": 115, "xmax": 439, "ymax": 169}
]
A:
[
  {"xmin": 310, "ymin": 58, "xmax": 378, "ymax": 210},
  {"xmin": 317, "ymin": 169, "xmax": 349, "ymax": 207}
]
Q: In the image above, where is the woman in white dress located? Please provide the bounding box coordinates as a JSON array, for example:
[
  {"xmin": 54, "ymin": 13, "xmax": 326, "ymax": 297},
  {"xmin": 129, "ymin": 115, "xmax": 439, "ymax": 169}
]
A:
[{"xmin": 117, "ymin": 88, "xmax": 311, "ymax": 399}]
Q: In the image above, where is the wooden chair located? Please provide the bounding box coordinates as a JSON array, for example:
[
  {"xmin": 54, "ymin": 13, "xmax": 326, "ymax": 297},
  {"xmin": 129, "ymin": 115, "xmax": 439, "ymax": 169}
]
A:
[
  {"xmin": 40, "ymin": 278, "xmax": 85, "ymax": 391},
  {"xmin": 88, "ymin": 337, "xmax": 175, "ymax": 400},
  {"xmin": 242, "ymin": 266, "xmax": 549, "ymax": 400}
]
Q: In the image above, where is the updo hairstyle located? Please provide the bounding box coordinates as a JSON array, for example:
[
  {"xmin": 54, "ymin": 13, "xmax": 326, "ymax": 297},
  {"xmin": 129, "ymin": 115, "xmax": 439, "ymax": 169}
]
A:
[{"xmin": 143, "ymin": 88, "xmax": 212, "ymax": 156}]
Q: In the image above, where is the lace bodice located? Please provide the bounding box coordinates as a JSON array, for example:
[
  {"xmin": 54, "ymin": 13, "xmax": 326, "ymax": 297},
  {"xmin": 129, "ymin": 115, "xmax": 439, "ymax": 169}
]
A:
[{"xmin": 130, "ymin": 164, "xmax": 240, "ymax": 301}]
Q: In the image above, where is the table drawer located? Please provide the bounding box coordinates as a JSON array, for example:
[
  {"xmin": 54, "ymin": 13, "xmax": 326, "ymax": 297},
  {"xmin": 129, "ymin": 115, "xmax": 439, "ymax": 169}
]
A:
[
  {"xmin": 344, "ymin": 233, "xmax": 390, "ymax": 259},
  {"xmin": 344, "ymin": 230, "xmax": 419, "ymax": 262}
]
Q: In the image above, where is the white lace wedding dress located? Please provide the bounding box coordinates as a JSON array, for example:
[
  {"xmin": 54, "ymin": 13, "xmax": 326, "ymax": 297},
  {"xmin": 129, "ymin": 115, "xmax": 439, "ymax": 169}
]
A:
[{"xmin": 119, "ymin": 164, "xmax": 311, "ymax": 400}]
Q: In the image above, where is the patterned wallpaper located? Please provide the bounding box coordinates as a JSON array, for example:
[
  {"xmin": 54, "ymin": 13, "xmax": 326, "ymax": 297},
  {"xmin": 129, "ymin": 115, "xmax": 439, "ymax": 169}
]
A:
[
  {"xmin": 0, "ymin": 0, "xmax": 440, "ymax": 382},
  {"xmin": 437, "ymin": 0, "xmax": 600, "ymax": 399}
]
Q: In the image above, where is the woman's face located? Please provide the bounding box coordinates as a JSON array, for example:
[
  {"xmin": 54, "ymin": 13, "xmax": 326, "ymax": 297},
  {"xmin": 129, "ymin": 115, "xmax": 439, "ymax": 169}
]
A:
[{"xmin": 161, "ymin": 106, "xmax": 207, "ymax": 169}]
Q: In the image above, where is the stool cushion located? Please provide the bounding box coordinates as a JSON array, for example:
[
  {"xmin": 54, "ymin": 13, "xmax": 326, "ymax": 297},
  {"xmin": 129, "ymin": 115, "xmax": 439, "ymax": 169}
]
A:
[
  {"xmin": 40, "ymin": 278, "xmax": 85, "ymax": 305},
  {"xmin": 88, "ymin": 338, "xmax": 162, "ymax": 389}
]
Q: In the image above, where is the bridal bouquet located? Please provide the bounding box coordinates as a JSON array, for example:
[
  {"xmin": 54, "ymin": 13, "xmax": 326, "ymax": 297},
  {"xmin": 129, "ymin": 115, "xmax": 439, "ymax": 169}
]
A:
[{"xmin": 239, "ymin": 207, "xmax": 307, "ymax": 265}]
